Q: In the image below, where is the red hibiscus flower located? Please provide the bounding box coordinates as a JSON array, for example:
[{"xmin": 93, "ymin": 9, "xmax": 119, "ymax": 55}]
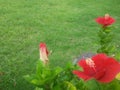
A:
[
  {"xmin": 95, "ymin": 14, "xmax": 115, "ymax": 27},
  {"xmin": 39, "ymin": 43, "xmax": 49, "ymax": 64},
  {"xmin": 73, "ymin": 53, "xmax": 120, "ymax": 83}
]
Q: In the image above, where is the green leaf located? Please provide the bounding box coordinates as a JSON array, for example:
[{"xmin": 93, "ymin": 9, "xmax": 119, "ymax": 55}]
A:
[
  {"xmin": 35, "ymin": 87, "xmax": 44, "ymax": 90},
  {"xmin": 115, "ymin": 52, "xmax": 120, "ymax": 61},
  {"xmin": 66, "ymin": 62, "xmax": 74, "ymax": 69},
  {"xmin": 84, "ymin": 79, "xmax": 101, "ymax": 90},
  {"xmin": 54, "ymin": 66, "xmax": 63, "ymax": 75},
  {"xmin": 63, "ymin": 81, "xmax": 77, "ymax": 90},
  {"xmin": 36, "ymin": 60, "xmax": 45, "ymax": 76},
  {"xmin": 106, "ymin": 79, "xmax": 120, "ymax": 90},
  {"xmin": 31, "ymin": 79, "xmax": 41, "ymax": 85},
  {"xmin": 52, "ymin": 85, "xmax": 62, "ymax": 90},
  {"xmin": 24, "ymin": 74, "xmax": 35, "ymax": 82},
  {"xmin": 24, "ymin": 74, "xmax": 44, "ymax": 86}
]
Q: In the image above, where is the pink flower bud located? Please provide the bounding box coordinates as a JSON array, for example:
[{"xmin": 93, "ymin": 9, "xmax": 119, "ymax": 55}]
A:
[{"xmin": 39, "ymin": 43, "xmax": 49, "ymax": 64}]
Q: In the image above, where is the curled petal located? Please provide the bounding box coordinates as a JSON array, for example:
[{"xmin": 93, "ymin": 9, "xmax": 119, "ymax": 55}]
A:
[{"xmin": 73, "ymin": 70, "xmax": 92, "ymax": 81}]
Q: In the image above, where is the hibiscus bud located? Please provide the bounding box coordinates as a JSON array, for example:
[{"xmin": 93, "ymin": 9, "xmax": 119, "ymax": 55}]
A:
[
  {"xmin": 105, "ymin": 14, "xmax": 110, "ymax": 20},
  {"xmin": 39, "ymin": 43, "xmax": 49, "ymax": 64}
]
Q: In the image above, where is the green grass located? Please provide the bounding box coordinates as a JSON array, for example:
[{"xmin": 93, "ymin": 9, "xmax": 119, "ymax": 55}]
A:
[{"xmin": 0, "ymin": 0, "xmax": 120, "ymax": 90}]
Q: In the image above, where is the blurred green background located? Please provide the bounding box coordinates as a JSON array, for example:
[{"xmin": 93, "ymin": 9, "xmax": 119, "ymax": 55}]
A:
[{"xmin": 0, "ymin": 0, "xmax": 120, "ymax": 90}]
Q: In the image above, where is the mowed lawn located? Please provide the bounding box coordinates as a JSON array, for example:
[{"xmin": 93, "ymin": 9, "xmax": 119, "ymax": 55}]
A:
[{"xmin": 0, "ymin": 0, "xmax": 120, "ymax": 90}]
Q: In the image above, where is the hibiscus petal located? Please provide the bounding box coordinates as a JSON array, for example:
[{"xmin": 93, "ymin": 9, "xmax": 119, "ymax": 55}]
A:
[
  {"xmin": 73, "ymin": 70, "xmax": 92, "ymax": 81},
  {"xmin": 92, "ymin": 53, "xmax": 107, "ymax": 71},
  {"xmin": 78, "ymin": 60, "xmax": 96, "ymax": 75},
  {"xmin": 95, "ymin": 17, "xmax": 105, "ymax": 25},
  {"xmin": 94, "ymin": 69, "xmax": 105, "ymax": 80},
  {"xmin": 104, "ymin": 57, "xmax": 120, "ymax": 66},
  {"xmin": 98, "ymin": 58, "xmax": 120, "ymax": 83},
  {"xmin": 108, "ymin": 17, "xmax": 115, "ymax": 25}
]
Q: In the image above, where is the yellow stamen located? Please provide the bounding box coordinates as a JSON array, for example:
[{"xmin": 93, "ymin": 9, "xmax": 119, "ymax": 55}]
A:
[{"xmin": 86, "ymin": 58, "xmax": 96, "ymax": 72}]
